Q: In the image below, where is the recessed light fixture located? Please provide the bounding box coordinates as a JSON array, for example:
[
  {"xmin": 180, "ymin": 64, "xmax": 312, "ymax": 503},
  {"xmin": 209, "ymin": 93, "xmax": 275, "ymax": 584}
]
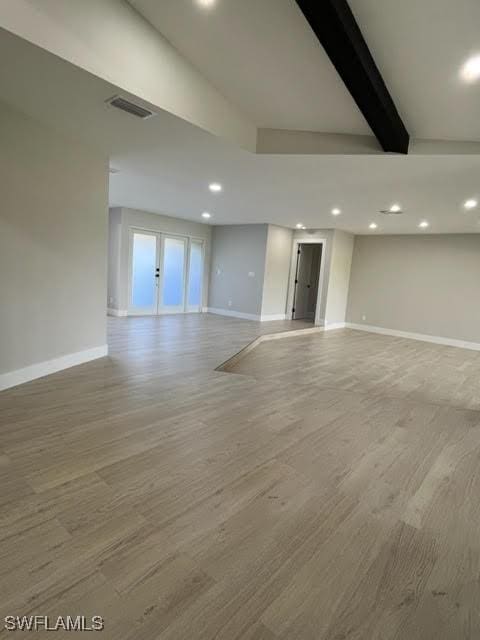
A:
[
  {"xmin": 389, "ymin": 203, "xmax": 402, "ymax": 213},
  {"xmin": 301, "ymin": 225, "xmax": 306, "ymax": 230},
  {"xmin": 419, "ymin": 221, "xmax": 429, "ymax": 228},
  {"xmin": 196, "ymin": 0, "xmax": 216, "ymax": 7},
  {"xmin": 209, "ymin": 183, "xmax": 222, "ymax": 193},
  {"xmin": 369, "ymin": 223, "xmax": 378, "ymax": 230},
  {"xmin": 296, "ymin": 223, "xmax": 303, "ymax": 228},
  {"xmin": 461, "ymin": 54, "xmax": 480, "ymax": 83},
  {"xmin": 464, "ymin": 198, "xmax": 478, "ymax": 210},
  {"xmin": 331, "ymin": 208, "xmax": 341, "ymax": 216},
  {"xmin": 201, "ymin": 212, "xmax": 211, "ymax": 219}
]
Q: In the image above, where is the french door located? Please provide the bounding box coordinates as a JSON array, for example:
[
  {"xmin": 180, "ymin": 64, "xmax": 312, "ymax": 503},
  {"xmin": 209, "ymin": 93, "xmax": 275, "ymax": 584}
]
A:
[{"xmin": 129, "ymin": 230, "xmax": 204, "ymax": 315}]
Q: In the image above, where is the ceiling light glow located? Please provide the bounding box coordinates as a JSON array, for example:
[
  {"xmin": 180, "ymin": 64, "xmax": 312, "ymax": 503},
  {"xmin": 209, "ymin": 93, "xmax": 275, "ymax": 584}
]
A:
[
  {"xmin": 196, "ymin": 0, "xmax": 216, "ymax": 7},
  {"xmin": 389, "ymin": 204, "xmax": 401, "ymax": 213},
  {"xmin": 369, "ymin": 223, "xmax": 378, "ymax": 230},
  {"xmin": 419, "ymin": 221, "xmax": 429, "ymax": 228},
  {"xmin": 296, "ymin": 223, "xmax": 303, "ymax": 228},
  {"xmin": 201, "ymin": 212, "xmax": 211, "ymax": 219},
  {"xmin": 331, "ymin": 208, "xmax": 341, "ymax": 216},
  {"xmin": 461, "ymin": 55, "xmax": 480, "ymax": 83},
  {"xmin": 209, "ymin": 183, "xmax": 222, "ymax": 192},
  {"xmin": 464, "ymin": 198, "xmax": 478, "ymax": 210}
]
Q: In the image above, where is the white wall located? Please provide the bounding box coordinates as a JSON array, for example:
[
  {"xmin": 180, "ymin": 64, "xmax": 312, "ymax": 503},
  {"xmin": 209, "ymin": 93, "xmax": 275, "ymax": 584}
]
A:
[
  {"xmin": 324, "ymin": 230, "xmax": 354, "ymax": 326},
  {"xmin": 0, "ymin": 0, "xmax": 256, "ymax": 151},
  {"xmin": 108, "ymin": 207, "xmax": 212, "ymax": 313},
  {"xmin": 261, "ymin": 225, "xmax": 293, "ymax": 319},
  {"xmin": 346, "ymin": 234, "xmax": 480, "ymax": 344},
  {"xmin": 0, "ymin": 101, "xmax": 108, "ymax": 389}
]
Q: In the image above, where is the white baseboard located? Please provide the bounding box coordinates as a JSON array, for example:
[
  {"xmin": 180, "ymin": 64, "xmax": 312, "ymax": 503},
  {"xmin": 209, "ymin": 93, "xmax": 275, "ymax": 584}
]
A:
[
  {"xmin": 260, "ymin": 313, "xmax": 287, "ymax": 322},
  {"xmin": 323, "ymin": 322, "xmax": 346, "ymax": 331},
  {"xmin": 346, "ymin": 323, "xmax": 480, "ymax": 352},
  {"xmin": 206, "ymin": 307, "xmax": 261, "ymax": 321},
  {"xmin": 107, "ymin": 308, "xmax": 128, "ymax": 317},
  {"xmin": 0, "ymin": 344, "xmax": 109, "ymax": 392}
]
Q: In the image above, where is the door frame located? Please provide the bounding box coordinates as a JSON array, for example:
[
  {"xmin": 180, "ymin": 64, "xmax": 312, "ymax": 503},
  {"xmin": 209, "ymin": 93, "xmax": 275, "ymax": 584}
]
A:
[
  {"xmin": 286, "ymin": 238, "xmax": 326, "ymax": 326},
  {"xmin": 127, "ymin": 227, "xmax": 205, "ymax": 316}
]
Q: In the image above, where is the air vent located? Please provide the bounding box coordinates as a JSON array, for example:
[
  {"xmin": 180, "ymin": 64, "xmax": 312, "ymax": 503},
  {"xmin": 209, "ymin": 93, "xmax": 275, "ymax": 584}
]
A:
[
  {"xmin": 109, "ymin": 167, "xmax": 120, "ymax": 174},
  {"xmin": 106, "ymin": 95, "xmax": 156, "ymax": 119},
  {"xmin": 380, "ymin": 209, "xmax": 403, "ymax": 215}
]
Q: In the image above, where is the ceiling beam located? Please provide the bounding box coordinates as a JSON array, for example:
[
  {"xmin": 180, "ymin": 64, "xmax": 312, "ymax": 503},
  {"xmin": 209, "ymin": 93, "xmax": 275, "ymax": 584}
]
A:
[{"xmin": 295, "ymin": 0, "xmax": 410, "ymax": 154}]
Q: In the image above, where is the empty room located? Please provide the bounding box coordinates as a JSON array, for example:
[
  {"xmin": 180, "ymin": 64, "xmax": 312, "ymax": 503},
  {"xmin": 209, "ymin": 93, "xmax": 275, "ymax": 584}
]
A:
[{"xmin": 1, "ymin": 1, "xmax": 480, "ymax": 638}]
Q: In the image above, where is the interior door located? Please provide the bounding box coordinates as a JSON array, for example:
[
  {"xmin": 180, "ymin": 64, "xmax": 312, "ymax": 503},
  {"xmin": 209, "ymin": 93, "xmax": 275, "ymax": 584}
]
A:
[
  {"xmin": 293, "ymin": 244, "xmax": 313, "ymax": 319},
  {"xmin": 129, "ymin": 230, "xmax": 159, "ymax": 315},
  {"xmin": 159, "ymin": 235, "xmax": 187, "ymax": 313}
]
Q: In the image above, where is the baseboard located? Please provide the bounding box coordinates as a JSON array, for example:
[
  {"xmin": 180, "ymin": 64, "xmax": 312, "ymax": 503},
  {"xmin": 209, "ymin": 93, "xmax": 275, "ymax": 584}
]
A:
[
  {"xmin": 260, "ymin": 313, "xmax": 287, "ymax": 322},
  {"xmin": 206, "ymin": 307, "xmax": 261, "ymax": 321},
  {"xmin": 345, "ymin": 323, "xmax": 480, "ymax": 352},
  {"xmin": 323, "ymin": 322, "xmax": 346, "ymax": 331},
  {"xmin": 107, "ymin": 308, "xmax": 128, "ymax": 317},
  {"xmin": 0, "ymin": 344, "xmax": 109, "ymax": 392}
]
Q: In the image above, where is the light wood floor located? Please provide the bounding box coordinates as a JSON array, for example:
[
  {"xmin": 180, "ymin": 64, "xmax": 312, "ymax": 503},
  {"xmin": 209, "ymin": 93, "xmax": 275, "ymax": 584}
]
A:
[{"xmin": 1, "ymin": 315, "xmax": 480, "ymax": 639}]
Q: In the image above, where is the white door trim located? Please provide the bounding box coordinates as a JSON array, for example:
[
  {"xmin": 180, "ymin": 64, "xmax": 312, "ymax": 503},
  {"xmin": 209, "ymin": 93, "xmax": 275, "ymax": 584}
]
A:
[{"xmin": 286, "ymin": 238, "xmax": 327, "ymax": 326}]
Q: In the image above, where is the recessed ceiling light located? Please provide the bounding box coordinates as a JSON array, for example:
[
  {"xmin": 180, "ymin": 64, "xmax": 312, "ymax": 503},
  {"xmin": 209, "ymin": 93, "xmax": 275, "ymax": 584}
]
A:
[
  {"xmin": 461, "ymin": 55, "xmax": 480, "ymax": 83},
  {"xmin": 331, "ymin": 208, "xmax": 341, "ymax": 216},
  {"xmin": 296, "ymin": 223, "xmax": 303, "ymax": 228},
  {"xmin": 201, "ymin": 212, "xmax": 211, "ymax": 219},
  {"xmin": 419, "ymin": 221, "xmax": 429, "ymax": 228},
  {"xmin": 301, "ymin": 225, "xmax": 306, "ymax": 230},
  {"xmin": 196, "ymin": 0, "xmax": 216, "ymax": 7},
  {"xmin": 389, "ymin": 203, "xmax": 401, "ymax": 213},
  {"xmin": 209, "ymin": 183, "xmax": 222, "ymax": 192},
  {"xmin": 464, "ymin": 198, "xmax": 478, "ymax": 210},
  {"xmin": 369, "ymin": 223, "xmax": 378, "ymax": 230}
]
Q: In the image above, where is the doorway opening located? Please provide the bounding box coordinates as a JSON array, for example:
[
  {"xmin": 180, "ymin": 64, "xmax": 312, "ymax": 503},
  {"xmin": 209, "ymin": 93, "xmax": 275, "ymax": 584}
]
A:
[
  {"xmin": 292, "ymin": 243, "xmax": 323, "ymax": 322},
  {"xmin": 129, "ymin": 229, "xmax": 204, "ymax": 315}
]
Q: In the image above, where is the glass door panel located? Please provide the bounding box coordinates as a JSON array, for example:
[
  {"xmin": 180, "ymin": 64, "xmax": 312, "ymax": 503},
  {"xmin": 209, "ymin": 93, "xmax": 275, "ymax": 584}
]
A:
[
  {"xmin": 160, "ymin": 236, "xmax": 187, "ymax": 312},
  {"xmin": 187, "ymin": 240, "xmax": 203, "ymax": 311},
  {"xmin": 130, "ymin": 231, "xmax": 159, "ymax": 314}
]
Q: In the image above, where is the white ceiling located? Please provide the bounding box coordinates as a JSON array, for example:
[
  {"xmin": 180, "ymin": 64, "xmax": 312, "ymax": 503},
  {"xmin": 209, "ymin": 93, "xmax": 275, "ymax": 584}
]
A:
[
  {"xmin": 128, "ymin": 0, "xmax": 370, "ymax": 134},
  {"xmin": 0, "ymin": 26, "xmax": 479, "ymax": 235},
  {"xmin": 350, "ymin": 0, "xmax": 480, "ymax": 142},
  {"xmin": 130, "ymin": 0, "xmax": 480, "ymax": 142}
]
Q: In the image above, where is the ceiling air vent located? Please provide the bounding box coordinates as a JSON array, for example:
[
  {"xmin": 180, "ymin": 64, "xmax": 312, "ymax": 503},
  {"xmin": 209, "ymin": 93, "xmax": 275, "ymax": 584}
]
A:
[
  {"xmin": 380, "ymin": 208, "xmax": 403, "ymax": 215},
  {"xmin": 106, "ymin": 95, "xmax": 156, "ymax": 119}
]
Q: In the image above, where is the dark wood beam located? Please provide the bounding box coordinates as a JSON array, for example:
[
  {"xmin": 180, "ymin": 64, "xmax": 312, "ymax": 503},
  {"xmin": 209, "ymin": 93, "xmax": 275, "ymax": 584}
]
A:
[{"xmin": 295, "ymin": 0, "xmax": 410, "ymax": 154}]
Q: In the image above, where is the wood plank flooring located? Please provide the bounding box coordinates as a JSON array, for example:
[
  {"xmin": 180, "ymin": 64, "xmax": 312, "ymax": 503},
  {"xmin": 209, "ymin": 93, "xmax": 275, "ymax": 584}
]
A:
[{"xmin": 1, "ymin": 314, "xmax": 480, "ymax": 639}]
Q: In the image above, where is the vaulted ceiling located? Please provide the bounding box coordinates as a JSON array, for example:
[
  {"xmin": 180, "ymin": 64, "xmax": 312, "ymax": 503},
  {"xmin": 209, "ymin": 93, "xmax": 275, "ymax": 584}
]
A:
[{"xmin": 0, "ymin": 0, "xmax": 479, "ymax": 234}]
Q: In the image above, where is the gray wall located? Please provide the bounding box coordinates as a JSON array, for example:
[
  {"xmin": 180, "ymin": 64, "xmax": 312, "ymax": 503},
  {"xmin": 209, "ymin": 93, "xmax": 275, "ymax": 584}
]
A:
[
  {"xmin": 347, "ymin": 234, "xmax": 480, "ymax": 343},
  {"xmin": 108, "ymin": 207, "xmax": 212, "ymax": 312},
  {"xmin": 209, "ymin": 225, "xmax": 268, "ymax": 316},
  {"xmin": 261, "ymin": 225, "xmax": 293, "ymax": 317},
  {"xmin": 0, "ymin": 101, "xmax": 108, "ymax": 375}
]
